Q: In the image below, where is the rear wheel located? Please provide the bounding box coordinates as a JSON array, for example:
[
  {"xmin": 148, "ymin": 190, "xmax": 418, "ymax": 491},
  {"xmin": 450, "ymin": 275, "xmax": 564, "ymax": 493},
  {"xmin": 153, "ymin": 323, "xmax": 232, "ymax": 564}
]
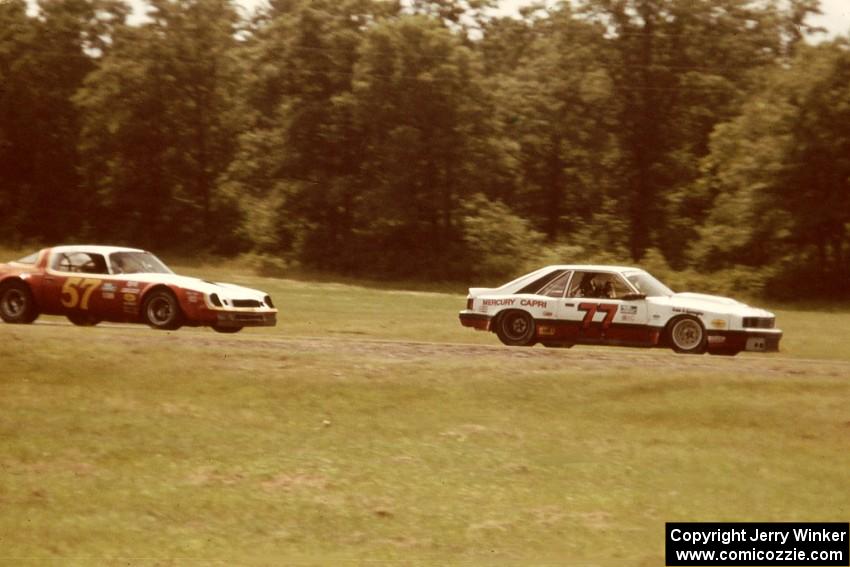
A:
[
  {"xmin": 67, "ymin": 313, "xmax": 101, "ymax": 327},
  {"xmin": 0, "ymin": 280, "xmax": 39, "ymax": 324},
  {"xmin": 142, "ymin": 289, "xmax": 183, "ymax": 330},
  {"xmin": 666, "ymin": 316, "xmax": 706, "ymax": 354},
  {"xmin": 495, "ymin": 310, "xmax": 536, "ymax": 346}
]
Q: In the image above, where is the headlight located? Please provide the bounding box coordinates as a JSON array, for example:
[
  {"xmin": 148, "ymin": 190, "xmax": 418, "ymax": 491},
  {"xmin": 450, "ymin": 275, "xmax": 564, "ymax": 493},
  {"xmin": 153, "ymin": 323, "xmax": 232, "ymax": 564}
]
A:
[
  {"xmin": 264, "ymin": 295, "xmax": 275, "ymax": 308},
  {"xmin": 209, "ymin": 293, "xmax": 222, "ymax": 307},
  {"xmin": 743, "ymin": 317, "xmax": 774, "ymax": 328}
]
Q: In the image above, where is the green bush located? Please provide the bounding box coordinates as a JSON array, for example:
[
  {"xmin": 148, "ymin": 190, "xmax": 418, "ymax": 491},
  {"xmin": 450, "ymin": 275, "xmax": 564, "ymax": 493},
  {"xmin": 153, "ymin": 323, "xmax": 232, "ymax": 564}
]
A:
[{"xmin": 460, "ymin": 195, "xmax": 545, "ymax": 280}]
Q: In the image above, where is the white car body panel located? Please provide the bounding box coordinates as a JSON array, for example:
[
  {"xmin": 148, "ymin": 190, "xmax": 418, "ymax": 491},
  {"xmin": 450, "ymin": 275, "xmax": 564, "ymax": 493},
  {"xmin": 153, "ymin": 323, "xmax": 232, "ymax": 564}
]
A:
[{"xmin": 459, "ymin": 265, "xmax": 782, "ymax": 354}]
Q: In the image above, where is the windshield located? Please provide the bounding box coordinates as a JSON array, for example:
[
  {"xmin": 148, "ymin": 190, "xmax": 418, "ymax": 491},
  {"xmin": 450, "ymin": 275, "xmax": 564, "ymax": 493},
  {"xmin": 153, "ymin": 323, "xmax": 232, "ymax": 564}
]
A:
[
  {"xmin": 625, "ymin": 271, "xmax": 674, "ymax": 297},
  {"xmin": 16, "ymin": 252, "xmax": 39, "ymax": 264},
  {"xmin": 109, "ymin": 251, "xmax": 173, "ymax": 275}
]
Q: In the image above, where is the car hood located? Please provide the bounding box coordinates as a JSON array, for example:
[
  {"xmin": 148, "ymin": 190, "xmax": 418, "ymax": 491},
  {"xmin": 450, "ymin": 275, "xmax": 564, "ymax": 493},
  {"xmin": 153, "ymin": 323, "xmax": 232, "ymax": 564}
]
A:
[
  {"xmin": 121, "ymin": 273, "xmax": 267, "ymax": 300},
  {"xmin": 653, "ymin": 292, "xmax": 774, "ymax": 317}
]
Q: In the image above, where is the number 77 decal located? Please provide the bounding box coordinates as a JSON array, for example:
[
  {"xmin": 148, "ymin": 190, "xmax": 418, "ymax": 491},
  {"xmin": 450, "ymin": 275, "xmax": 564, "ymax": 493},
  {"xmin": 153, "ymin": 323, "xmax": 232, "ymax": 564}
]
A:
[{"xmin": 577, "ymin": 303, "xmax": 618, "ymax": 331}]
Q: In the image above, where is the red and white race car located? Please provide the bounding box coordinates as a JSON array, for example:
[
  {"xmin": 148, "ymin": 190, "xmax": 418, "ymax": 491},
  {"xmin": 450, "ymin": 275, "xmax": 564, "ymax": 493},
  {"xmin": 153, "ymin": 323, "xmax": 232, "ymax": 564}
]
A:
[
  {"xmin": 0, "ymin": 245, "xmax": 277, "ymax": 333},
  {"xmin": 459, "ymin": 265, "xmax": 782, "ymax": 355}
]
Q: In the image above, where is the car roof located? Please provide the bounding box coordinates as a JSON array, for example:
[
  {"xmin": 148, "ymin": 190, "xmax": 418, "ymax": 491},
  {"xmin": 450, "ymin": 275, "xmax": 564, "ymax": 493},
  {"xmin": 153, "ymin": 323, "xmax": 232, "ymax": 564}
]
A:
[
  {"xmin": 48, "ymin": 245, "xmax": 146, "ymax": 256},
  {"xmin": 543, "ymin": 264, "xmax": 644, "ymax": 273}
]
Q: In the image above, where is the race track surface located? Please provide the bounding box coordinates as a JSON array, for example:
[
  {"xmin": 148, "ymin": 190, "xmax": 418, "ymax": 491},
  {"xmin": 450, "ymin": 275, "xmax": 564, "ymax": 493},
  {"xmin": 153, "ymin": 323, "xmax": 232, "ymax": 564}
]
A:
[{"xmin": 26, "ymin": 319, "xmax": 850, "ymax": 379}]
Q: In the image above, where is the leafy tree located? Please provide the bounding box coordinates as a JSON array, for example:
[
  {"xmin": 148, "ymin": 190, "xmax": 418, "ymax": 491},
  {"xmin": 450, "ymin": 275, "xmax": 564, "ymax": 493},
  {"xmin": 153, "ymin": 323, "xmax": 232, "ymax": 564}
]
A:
[
  {"xmin": 75, "ymin": 0, "xmax": 240, "ymax": 249},
  {"xmin": 222, "ymin": 0, "xmax": 397, "ymax": 263},
  {"xmin": 461, "ymin": 195, "xmax": 544, "ymax": 280},
  {"xmin": 350, "ymin": 15, "xmax": 506, "ymax": 276},
  {"xmin": 579, "ymin": 0, "xmax": 813, "ymax": 264},
  {"xmin": 0, "ymin": 0, "xmax": 123, "ymax": 243},
  {"xmin": 491, "ymin": 4, "xmax": 619, "ymax": 244},
  {"xmin": 693, "ymin": 41, "xmax": 850, "ymax": 296}
]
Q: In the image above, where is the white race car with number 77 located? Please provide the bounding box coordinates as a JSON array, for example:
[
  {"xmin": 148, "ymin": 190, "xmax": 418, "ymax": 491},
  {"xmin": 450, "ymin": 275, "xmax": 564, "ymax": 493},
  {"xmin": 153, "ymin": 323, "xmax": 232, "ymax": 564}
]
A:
[{"xmin": 458, "ymin": 265, "xmax": 782, "ymax": 356}]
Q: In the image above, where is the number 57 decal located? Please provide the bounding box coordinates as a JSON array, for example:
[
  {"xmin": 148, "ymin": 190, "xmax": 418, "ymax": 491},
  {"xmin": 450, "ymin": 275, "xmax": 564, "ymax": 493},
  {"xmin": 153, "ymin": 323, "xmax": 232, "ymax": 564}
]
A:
[
  {"xmin": 577, "ymin": 303, "xmax": 618, "ymax": 331},
  {"xmin": 61, "ymin": 278, "xmax": 101, "ymax": 310}
]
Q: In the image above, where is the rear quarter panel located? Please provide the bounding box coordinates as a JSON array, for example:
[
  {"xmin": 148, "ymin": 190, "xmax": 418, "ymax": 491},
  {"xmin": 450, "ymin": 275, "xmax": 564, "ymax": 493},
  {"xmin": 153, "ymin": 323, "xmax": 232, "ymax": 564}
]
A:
[{"xmin": 475, "ymin": 294, "xmax": 557, "ymax": 321}]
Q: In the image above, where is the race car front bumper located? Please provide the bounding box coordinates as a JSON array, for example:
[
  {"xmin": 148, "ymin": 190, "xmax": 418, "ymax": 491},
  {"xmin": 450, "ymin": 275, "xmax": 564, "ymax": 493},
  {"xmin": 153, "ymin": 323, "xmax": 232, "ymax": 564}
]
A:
[
  {"xmin": 215, "ymin": 311, "xmax": 277, "ymax": 328},
  {"xmin": 706, "ymin": 328, "xmax": 782, "ymax": 352}
]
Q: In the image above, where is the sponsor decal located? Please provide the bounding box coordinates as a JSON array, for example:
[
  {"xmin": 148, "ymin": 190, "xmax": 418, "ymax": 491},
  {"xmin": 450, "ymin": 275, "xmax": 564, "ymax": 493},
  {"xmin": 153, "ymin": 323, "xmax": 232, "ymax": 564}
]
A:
[
  {"xmin": 672, "ymin": 307, "xmax": 705, "ymax": 317},
  {"xmin": 186, "ymin": 292, "xmax": 199, "ymax": 303},
  {"xmin": 620, "ymin": 305, "xmax": 638, "ymax": 315},
  {"xmin": 652, "ymin": 314, "xmax": 661, "ymax": 319},
  {"xmin": 483, "ymin": 298, "xmax": 515, "ymax": 306},
  {"xmin": 620, "ymin": 314, "xmax": 635, "ymax": 322},
  {"xmin": 101, "ymin": 282, "xmax": 117, "ymax": 300},
  {"xmin": 520, "ymin": 299, "xmax": 547, "ymax": 308},
  {"xmin": 125, "ymin": 281, "xmax": 139, "ymax": 288},
  {"xmin": 708, "ymin": 335, "xmax": 727, "ymax": 344},
  {"xmin": 543, "ymin": 311, "xmax": 554, "ymax": 317},
  {"xmin": 710, "ymin": 318, "xmax": 727, "ymax": 329},
  {"xmin": 123, "ymin": 293, "xmax": 138, "ymax": 303},
  {"xmin": 120, "ymin": 287, "xmax": 140, "ymax": 294},
  {"xmin": 537, "ymin": 325, "xmax": 556, "ymax": 336}
]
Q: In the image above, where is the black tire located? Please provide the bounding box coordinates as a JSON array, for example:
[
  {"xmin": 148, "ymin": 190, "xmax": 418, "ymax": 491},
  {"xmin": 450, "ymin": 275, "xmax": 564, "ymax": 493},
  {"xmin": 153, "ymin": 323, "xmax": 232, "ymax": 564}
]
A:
[
  {"xmin": 0, "ymin": 280, "xmax": 39, "ymax": 324},
  {"xmin": 67, "ymin": 313, "xmax": 101, "ymax": 327},
  {"xmin": 495, "ymin": 310, "xmax": 536, "ymax": 346},
  {"xmin": 666, "ymin": 316, "xmax": 706, "ymax": 354},
  {"xmin": 212, "ymin": 325, "xmax": 243, "ymax": 334},
  {"xmin": 541, "ymin": 341, "xmax": 574, "ymax": 349},
  {"xmin": 709, "ymin": 348, "xmax": 741, "ymax": 357},
  {"xmin": 142, "ymin": 288, "xmax": 183, "ymax": 330}
]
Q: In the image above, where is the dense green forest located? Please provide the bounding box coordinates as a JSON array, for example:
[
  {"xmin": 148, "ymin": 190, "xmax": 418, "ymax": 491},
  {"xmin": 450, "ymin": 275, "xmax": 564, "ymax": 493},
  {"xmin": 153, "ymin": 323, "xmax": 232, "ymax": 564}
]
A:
[{"xmin": 1, "ymin": 0, "xmax": 849, "ymax": 296}]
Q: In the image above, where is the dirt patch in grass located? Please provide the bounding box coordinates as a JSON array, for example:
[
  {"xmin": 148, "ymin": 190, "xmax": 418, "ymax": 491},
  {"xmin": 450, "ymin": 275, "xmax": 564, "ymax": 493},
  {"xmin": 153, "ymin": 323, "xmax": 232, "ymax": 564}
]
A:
[{"xmin": 35, "ymin": 321, "xmax": 848, "ymax": 379}]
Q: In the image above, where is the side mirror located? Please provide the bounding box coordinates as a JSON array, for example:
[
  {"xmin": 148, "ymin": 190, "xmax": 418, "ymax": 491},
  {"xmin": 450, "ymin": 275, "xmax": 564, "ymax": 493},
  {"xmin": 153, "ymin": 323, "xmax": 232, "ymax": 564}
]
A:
[{"xmin": 621, "ymin": 293, "xmax": 646, "ymax": 301}]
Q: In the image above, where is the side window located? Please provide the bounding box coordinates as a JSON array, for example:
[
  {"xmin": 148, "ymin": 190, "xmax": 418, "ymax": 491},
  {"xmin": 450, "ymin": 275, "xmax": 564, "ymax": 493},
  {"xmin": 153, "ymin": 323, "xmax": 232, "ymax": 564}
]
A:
[
  {"xmin": 538, "ymin": 271, "xmax": 573, "ymax": 298},
  {"xmin": 51, "ymin": 252, "xmax": 108, "ymax": 274},
  {"xmin": 16, "ymin": 252, "xmax": 39, "ymax": 264},
  {"xmin": 568, "ymin": 272, "xmax": 633, "ymax": 299},
  {"xmin": 516, "ymin": 269, "xmax": 567, "ymax": 295},
  {"xmin": 598, "ymin": 274, "xmax": 632, "ymax": 299},
  {"xmin": 568, "ymin": 271, "xmax": 594, "ymax": 298}
]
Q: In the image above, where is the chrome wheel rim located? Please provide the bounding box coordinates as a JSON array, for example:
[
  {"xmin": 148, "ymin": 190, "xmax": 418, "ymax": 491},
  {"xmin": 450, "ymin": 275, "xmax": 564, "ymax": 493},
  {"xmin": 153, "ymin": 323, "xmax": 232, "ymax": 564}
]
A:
[
  {"xmin": 147, "ymin": 296, "xmax": 173, "ymax": 325},
  {"xmin": 504, "ymin": 314, "xmax": 530, "ymax": 341},
  {"xmin": 1, "ymin": 289, "xmax": 26, "ymax": 317},
  {"xmin": 672, "ymin": 319, "xmax": 703, "ymax": 350}
]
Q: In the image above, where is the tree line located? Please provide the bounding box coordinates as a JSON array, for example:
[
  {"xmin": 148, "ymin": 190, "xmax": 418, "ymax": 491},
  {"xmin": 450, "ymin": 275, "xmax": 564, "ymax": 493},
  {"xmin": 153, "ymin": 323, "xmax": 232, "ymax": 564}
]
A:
[{"xmin": 1, "ymin": 0, "xmax": 849, "ymax": 297}]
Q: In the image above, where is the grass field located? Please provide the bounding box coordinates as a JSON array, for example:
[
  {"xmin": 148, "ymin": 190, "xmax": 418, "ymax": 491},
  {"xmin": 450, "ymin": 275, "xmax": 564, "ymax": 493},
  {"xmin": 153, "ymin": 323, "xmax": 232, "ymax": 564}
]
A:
[{"xmin": 2, "ymin": 256, "xmax": 850, "ymax": 564}]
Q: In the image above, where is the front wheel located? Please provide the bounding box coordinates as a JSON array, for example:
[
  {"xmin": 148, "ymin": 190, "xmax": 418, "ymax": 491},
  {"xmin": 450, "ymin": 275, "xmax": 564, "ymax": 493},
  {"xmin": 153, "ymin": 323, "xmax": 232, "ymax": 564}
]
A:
[
  {"xmin": 142, "ymin": 289, "xmax": 183, "ymax": 330},
  {"xmin": 67, "ymin": 313, "xmax": 101, "ymax": 327},
  {"xmin": 495, "ymin": 310, "xmax": 536, "ymax": 346},
  {"xmin": 541, "ymin": 341, "xmax": 574, "ymax": 349},
  {"xmin": 0, "ymin": 281, "xmax": 39, "ymax": 324},
  {"xmin": 666, "ymin": 316, "xmax": 706, "ymax": 354},
  {"xmin": 212, "ymin": 325, "xmax": 243, "ymax": 334},
  {"xmin": 709, "ymin": 348, "xmax": 741, "ymax": 357}
]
